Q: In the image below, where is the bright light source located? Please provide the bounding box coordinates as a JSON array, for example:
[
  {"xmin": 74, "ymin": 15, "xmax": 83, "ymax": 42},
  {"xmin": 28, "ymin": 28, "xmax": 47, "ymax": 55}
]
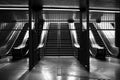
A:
[
  {"xmin": 31, "ymin": 22, "xmax": 35, "ymax": 30},
  {"xmin": 57, "ymin": 76, "xmax": 62, "ymax": 80},
  {"xmin": 0, "ymin": 8, "xmax": 28, "ymax": 10},
  {"xmin": 43, "ymin": 5, "xmax": 79, "ymax": 8},
  {"xmin": 67, "ymin": 76, "xmax": 77, "ymax": 80},
  {"xmin": 43, "ymin": 8, "xmax": 79, "ymax": 11}
]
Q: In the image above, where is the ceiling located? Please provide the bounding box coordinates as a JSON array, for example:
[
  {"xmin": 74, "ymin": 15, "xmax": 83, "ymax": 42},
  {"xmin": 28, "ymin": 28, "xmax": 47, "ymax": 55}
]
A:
[
  {"xmin": 0, "ymin": 0, "xmax": 119, "ymax": 21},
  {"xmin": 0, "ymin": 0, "xmax": 119, "ymax": 10}
]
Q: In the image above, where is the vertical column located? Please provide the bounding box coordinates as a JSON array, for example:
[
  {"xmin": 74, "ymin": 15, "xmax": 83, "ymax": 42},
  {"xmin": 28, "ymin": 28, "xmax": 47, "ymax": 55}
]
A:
[
  {"xmin": 78, "ymin": 0, "xmax": 89, "ymax": 71},
  {"xmin": 29, "ymin": 0, "xmax": 43, "ymax": 70},
  {"xmin": 86, "ymin": 0, "xmax": 90, "ymax": 71},
  {"xmin": 29, "ymin": 0, "xmax": 33, "ymax": 70},
  {"xmin": 115, "ymin": 13, "xmax": 120, "ymax": 58}
]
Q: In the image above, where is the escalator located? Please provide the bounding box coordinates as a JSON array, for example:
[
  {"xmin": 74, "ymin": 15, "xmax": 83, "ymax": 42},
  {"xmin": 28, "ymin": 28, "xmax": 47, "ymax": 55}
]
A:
[
  {"xmin": 82, "ymin": 23, "xmax": 106, "ymax": 58},
  {"xmin": 74, "ymin": 23, "xmax": 98, "ymax": 56},
  {"xmin": 89, "ymin": 30, "xmax": 102, "ymax": 57},
  {"xmin": 89, "ymin": 23, "xmax": 108, "ymax": 58},
  {"xmin": 94, "ymin": 22, "xmax": 119, "ymax": 56},
  {"xmin": 43, "ymin": 23, "xmax": 75, "ymax": 56},
  {"xmin": 10, "ymin": 23, "xmax": 29, "ymax": 59},
  {"xmin": 0, "ymin": 22, "xmax": 26, "ymax": 57},
  {"xmin": 89, "ymin": 23, "xmax": 105, "ymax": 48},
  {"xmin": 72, "ymin": 23, "xmax": 106, "ymax": 58},
  {"xmin": 0, "ymin": 23, "xmax": 16, "ymax": 58}
]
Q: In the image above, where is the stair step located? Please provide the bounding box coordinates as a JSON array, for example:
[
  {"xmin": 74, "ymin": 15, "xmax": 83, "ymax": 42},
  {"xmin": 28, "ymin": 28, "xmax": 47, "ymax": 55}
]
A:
[
  {"xmin": 44, "ymin": 54, "xmax": 74, "ymax": 56},
  {"xmin": 44, "ymin": 48, "xmax": 74, "ymax": 52},
  {"xmin": 44, "ymin": 47, "xmax": 74, "ymax": 49},
  {"xmin": 46, "ymin": 43, "xmax": 73, "ymax": 45}
]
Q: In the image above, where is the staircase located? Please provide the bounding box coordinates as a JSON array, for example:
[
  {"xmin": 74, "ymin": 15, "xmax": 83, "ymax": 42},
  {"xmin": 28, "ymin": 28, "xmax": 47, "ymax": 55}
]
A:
[{"xmin": 43, "ymin": 23, "xmax": 75, "ymax": 56}]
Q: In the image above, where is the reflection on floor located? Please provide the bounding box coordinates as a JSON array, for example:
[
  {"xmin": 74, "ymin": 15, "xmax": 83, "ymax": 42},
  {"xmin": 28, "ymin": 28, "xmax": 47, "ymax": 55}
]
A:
[
  {"xmin": 0, "ymin": 56, "xmax": 120, "ymax": 80},
  {"xmin": 0, "ymin": 56, "xmax": 28, "ymax": 80}
]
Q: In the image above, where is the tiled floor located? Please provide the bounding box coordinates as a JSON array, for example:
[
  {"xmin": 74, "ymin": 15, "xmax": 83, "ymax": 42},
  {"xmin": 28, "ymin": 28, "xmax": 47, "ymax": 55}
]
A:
[
  {"xmin": 0, "ymin": 56, "xmax": 28, "ymax": 80},
  {"xmin": 0, "ymin": 56, "xmax": 120, "ymax": 80},
  {"xmin": 90, "ymin": 57, "xmax": 120, "ymax": 80}
]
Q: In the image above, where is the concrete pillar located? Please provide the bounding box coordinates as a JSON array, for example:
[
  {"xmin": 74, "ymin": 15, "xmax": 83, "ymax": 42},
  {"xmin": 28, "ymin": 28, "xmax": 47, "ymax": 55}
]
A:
[
  {"xmin": 29, "ymin": 0, "xmax": 43, "ymax": 70},
  {"xmin": 115, "ymin": 13, "xmax": 120, "ymax": 58},
  {"xmin": 78, "ymin": 0, "xmax": 89, "ymax": 71}
]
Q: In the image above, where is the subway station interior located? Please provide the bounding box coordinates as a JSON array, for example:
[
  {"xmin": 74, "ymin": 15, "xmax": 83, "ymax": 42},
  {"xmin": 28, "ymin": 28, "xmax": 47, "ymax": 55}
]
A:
[{"xmin": 0, "ymin": 0, "xmax": 120, "ymax": 80}]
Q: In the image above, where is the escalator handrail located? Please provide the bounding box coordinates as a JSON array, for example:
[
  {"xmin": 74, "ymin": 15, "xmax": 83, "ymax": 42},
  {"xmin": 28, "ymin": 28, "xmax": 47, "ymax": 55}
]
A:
[
  {"xmin": 37, "ymin": 22, "xmax": 50, "ymax": 49},
  {"xmin": 69, "ymin": 23, "xmax": 80, "ymax": 48}
]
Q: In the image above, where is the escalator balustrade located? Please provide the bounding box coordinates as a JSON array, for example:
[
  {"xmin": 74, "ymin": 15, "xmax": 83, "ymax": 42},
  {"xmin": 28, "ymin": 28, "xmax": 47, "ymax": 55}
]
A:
[{"xmin": 95, "ymin": 22, "xmax": 119, "ymax": 57}]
